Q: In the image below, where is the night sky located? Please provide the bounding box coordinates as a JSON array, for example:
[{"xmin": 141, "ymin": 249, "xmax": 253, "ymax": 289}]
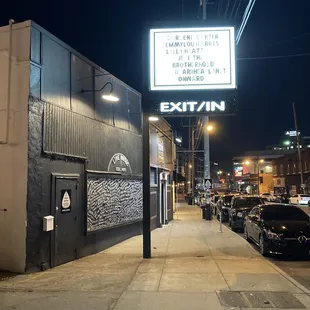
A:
[{"xmin": 1, "ymin": 0, "xmax": 310, "ymax": 170}]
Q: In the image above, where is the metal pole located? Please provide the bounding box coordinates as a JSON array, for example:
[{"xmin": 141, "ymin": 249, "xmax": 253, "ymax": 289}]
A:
[
  {"xmin": 202, "ymin": 0, "xmax": 207, "ymax": 20},
  {"xmin": 142, "ymin": 112, "xmax": 151, "ymax": 258},
  {"xmin": 202, "ymin": 0, "xmax": 209, "ymax": 181},
  {"xmin": 192, "ymin": 126, "xmax": 195, "ymax": 193},
  {"xmin": 188, "ymin": 118, "xmax": 191, "ymax": 194},
  {"xmin": 219, "ymin": 211, "xmax": 223, "ymax": 233},
  {"xmin": 257, "ymin": 158, "xmax": 260, "ymax": 195},
  {"xmin": 293, "ymin": 102, "xmax": 304, "ymax": 191}
]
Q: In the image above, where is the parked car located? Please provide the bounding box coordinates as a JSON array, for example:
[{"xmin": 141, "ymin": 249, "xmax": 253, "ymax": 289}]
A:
[
  {"xmin": 275, "ymin": 194, "xmax": 291, "ymax": 204},
  {"xmin": 289, "ymin": 194, "xmax": 310, "ymax": 206},
  {"xmin": 217, "ymin": 195, "xmax": 235, "ymax": 222},
  {"xmin": 260, "ymin": 193, "xmax": 276, "ymax": 202},
  {"xmin": 244, "ymin": 204, "xmax": 310, "ymax": 257},
  {"xmin": 229, "ymin": 196, "xmax": 264, "ymax": 231}
]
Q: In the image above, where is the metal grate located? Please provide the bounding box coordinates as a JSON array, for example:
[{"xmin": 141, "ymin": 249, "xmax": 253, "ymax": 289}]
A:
[{"xmin": 218, "ymin": 291, "xmax": 306, "ymax": 309}]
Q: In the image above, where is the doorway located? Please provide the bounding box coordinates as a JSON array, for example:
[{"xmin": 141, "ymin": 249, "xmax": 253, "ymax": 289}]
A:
[{"xmin": 52, "ymin": 175, "xmax": 79, "ymax": 267}]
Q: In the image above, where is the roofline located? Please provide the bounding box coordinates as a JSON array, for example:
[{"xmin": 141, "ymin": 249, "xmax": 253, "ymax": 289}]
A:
[{"xmin": 30, "ymin": 20, "xmax": 141, "ymax": 97}]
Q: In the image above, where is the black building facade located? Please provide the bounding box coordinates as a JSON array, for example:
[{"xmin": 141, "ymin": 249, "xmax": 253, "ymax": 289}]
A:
[{"xmin": 0, "ymin": 20, "xmax": 145, "ymax": 272}]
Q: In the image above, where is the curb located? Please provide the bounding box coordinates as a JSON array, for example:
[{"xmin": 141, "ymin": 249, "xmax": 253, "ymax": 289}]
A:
[{"xmin": 221, "ymin": 222, "xmax": 310, "ymax": 294}]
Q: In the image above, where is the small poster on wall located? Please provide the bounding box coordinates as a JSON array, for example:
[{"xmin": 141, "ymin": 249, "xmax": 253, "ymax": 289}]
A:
[{"xmin": 61, "ymin": 190, "xmax": 71, "ymax": 213}]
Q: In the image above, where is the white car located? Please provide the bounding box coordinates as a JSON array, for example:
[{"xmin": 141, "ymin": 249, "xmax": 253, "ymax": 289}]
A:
[{"xmin": 289, "ymin": 194, "xmax": 310, "ymax": 205}]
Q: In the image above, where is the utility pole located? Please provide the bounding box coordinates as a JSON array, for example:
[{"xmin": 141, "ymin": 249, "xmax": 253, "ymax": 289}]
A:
[
  {"xmin": 256, "ymin": 157, "xmax": 260, "ymax": 195},
  {"xmin": 202, "ymin": 0, "xmax": 210, "ymax": 182},
  {"xmin": 293, "ymin": 102, "xmax": 304, "ymax": 192}
]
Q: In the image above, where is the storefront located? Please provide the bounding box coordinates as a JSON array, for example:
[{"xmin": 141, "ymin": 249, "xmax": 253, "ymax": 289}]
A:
[
  {"xmin": 149, "ymin": 119, "xmax": 175, "ymax": 230},
  {"xmin": 0, "ymin": 21, "xmax": 143, "ymax": 272}
]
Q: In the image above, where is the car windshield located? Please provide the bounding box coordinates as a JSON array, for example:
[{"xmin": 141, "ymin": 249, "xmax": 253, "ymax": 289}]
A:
[
  {"xmin": 236, "ymin": 197, "xmax": 263, "ymax": 207},
  {"xmin": 262, "ymin": 206, "xmax": 309, "ymax": 221},
  {"xmin": 214, "ymin": 196, "xmax": 219, "ymax": 202}
]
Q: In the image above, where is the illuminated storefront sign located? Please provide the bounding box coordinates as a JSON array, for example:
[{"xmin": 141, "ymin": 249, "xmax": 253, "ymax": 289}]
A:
[
  {"xmin": 160, "ymin": 100, "xmax": 225, "ymax": 113},
  {"xmin": 234, "ymin": 166, "xmax": 243, "ymax": 177},
  {"xmin": 285, "ymin": 131, "xmax": 300, "ymax": 137},
  {"xmin": 150, "ymin": 27, "xmax": 236, "ymax": 91}
]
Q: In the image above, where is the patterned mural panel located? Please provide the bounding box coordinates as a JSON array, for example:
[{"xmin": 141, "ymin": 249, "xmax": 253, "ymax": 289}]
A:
[{"xmin": 87, "ymin": 177, "xmax": 143, "ymax": 232}]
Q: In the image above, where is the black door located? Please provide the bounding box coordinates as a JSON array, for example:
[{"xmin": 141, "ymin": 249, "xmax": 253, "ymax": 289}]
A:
[{"xmin": 55, "ymin": 177, "xmax": 79, "ymax": 266}]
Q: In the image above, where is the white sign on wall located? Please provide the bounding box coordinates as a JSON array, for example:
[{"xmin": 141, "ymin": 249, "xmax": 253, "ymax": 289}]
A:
[{"xmin": 150, "ymin": 27, "xmax": 236, "ymax": 91}]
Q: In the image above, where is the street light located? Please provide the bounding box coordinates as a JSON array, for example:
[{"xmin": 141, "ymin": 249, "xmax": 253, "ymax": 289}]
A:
[
  {"xmin": 175, "ymin": 137, "xmax": 182, "ymax": 143},
  {"xmin": 189, "ymin": 164, "xmax": 192, "ymax": 169},
  {"xmin": 207, "ymin": 125, "xmax": 213, "ymax": 132}
]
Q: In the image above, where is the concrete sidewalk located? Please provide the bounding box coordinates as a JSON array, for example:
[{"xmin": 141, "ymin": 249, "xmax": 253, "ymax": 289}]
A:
[{"xmin": 1, "ymin": 203, "xmax": 310, "ymax": 309}]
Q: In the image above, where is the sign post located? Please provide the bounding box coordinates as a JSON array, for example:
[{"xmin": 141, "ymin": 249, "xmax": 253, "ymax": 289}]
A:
[{"xmin": 142, "ymin": 23, "xmax": 237, "ymax": 259}]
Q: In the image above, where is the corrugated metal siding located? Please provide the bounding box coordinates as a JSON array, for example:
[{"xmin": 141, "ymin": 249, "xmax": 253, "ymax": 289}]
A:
[{"xmin": 43, "ymin": 102, "xmax": 142, "ymax": 174}]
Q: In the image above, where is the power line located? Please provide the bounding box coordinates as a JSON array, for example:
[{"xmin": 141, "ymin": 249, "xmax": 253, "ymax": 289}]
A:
[
  {"xmin": 238, "ymin": 52, "xmax": 310, "ymax": 61},
  {"xmin": 230, "ymin": 0, "xmax": 238, "ymax": 19},
  {"xmin": 217, "ymin": 0, "xmax": 223, "ymax": 17},
  {"xmin": 224, "ymin": 0, "xmax": 231, "ymax": 19},
  {"xmin": 266, "ymin": 32, "xmax": 310, "ymax": 48},
  {"xmin": 233, "ymin": 0, "xmax": 242, "ymax": 19}
]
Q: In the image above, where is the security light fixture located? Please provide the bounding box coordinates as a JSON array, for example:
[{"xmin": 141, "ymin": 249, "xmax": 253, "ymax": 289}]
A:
[{"xmin": 81, "ymin": 81, "xmax": 119, "ymax": 102}]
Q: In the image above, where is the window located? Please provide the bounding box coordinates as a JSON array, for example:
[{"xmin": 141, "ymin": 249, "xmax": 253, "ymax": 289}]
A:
[
  {"xmin": 262, "ymin": 206, "xmax": 309, "ymax": 221},
  {"xmin": 287, "ymin": 164, "xmax": 290, "ymax": 174},
  {"xmin": 150, "ymin": 167, "xmax": 157, "ymax": 185},
  {"xmin": 167, "ymin": 174, "xmax": 171, "ymax": 185},
  {"xmin": 273, "ymin": 165, "xmax": 277, "ymax": 175},
  {"xmin": 280, "ymin": 164, "xmax": 284, "ymax": 175},
  {"xmin": 293, "ymin": 163, "xmax": 296, "ymax": 174},
  {"xmin": 305, "ymin": 161, "xmax": 308, "ymax": 172}
]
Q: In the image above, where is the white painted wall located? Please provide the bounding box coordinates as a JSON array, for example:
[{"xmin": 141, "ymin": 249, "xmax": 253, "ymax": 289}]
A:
[{"xmin": 0, "ymin": 21, "xmax": 31, "ymax": 272}]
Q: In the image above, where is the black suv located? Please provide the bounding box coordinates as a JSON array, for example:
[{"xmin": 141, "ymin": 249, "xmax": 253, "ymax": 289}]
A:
[{"xmin": 229, "ymin": 196, "xmax": 264, "ymax": 231}]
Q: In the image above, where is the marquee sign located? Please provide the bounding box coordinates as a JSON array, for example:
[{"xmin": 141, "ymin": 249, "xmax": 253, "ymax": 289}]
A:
[
  {"xmin": 154, "ymin": 99, "xmax": 236, "ymax": 116},
  {"xmin": 150, "ymin": 27, "xmax": 236, "ymax": 91}
]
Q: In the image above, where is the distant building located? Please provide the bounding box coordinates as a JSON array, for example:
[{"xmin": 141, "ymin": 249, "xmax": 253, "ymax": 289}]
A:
[
  {"xmin": 232, "ymin": 151, "xmax": 287, "ymax": 194},
  {"xmin": 267, "ymin": 130, "xmax": 310, "ymax": 151},
  {"xmin": 272, "ymin": 149, "xmax": 310, "ymax": 195}
]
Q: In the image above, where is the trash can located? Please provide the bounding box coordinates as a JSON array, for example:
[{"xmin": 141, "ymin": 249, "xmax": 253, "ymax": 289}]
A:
[
  {"xmin": 201, "ymin": 206, "xmax": 206, "ymax": 219},
  {"xmin": 188, "ymin": 195, "xmax": 193, "ymax": 205},
  {"xmin": 205, "ymin": 204, "xmax": 212, "ymax": 220}
]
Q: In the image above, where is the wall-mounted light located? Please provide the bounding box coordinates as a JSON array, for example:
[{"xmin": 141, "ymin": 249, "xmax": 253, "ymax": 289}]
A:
[
  {"xmin": 81, "ymin": 81, "xmax": 119, "ymax": 102},
  {"xmin": 175, "ymin": 137, "xmax": 182, "ymax": 143}
]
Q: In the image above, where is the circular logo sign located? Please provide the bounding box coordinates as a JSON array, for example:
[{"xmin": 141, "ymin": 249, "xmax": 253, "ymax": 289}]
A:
[{"xmin": 108, "ymin": 153, "xmax": 132, "ymax": 174}]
